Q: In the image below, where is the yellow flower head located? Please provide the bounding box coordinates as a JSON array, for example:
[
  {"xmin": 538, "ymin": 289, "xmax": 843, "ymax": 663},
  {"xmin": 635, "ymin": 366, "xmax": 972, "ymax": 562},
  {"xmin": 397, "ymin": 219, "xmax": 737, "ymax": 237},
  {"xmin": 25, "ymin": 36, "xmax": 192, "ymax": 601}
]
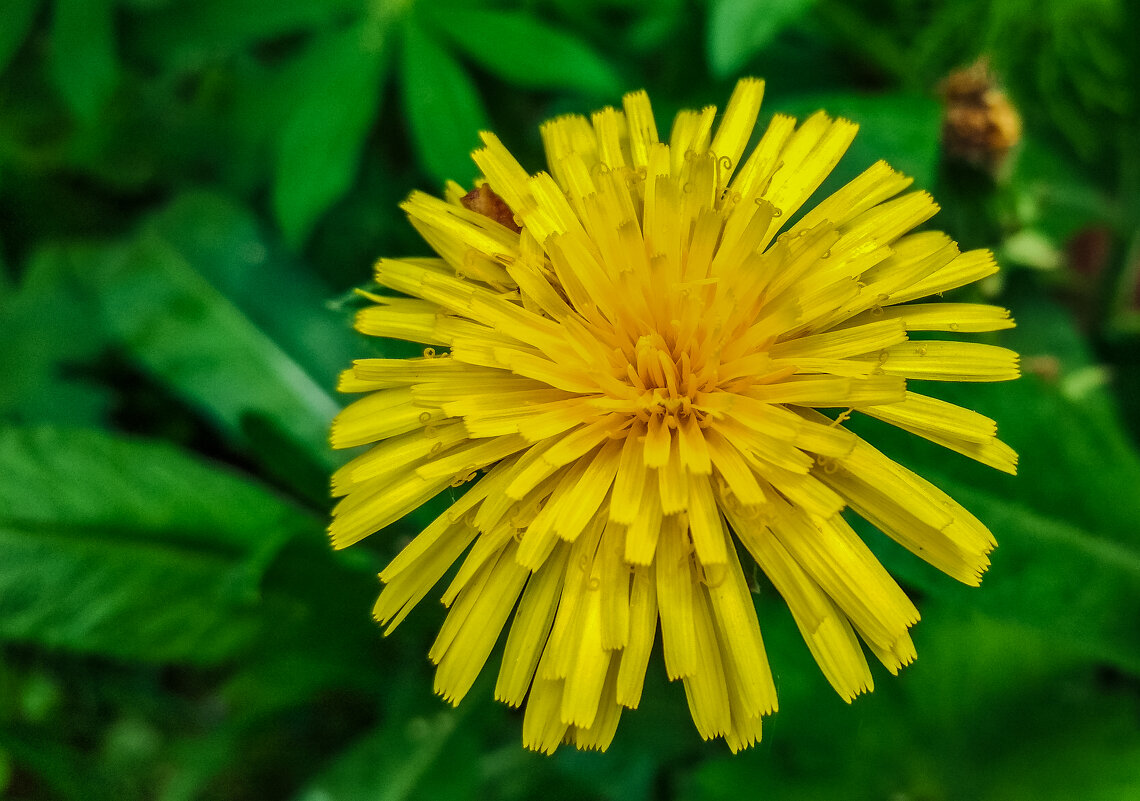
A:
[{"xmin": 330, "ymin": 79, "xmax": 1019, "ymax": 753}]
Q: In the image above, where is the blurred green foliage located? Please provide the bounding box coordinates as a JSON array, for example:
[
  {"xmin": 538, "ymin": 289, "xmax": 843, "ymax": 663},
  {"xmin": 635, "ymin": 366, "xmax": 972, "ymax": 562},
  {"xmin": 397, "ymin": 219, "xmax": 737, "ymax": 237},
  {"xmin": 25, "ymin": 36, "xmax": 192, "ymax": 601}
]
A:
[{"xmin": 1, "ymin": 0, "xmax": 1139, "ymax": 798}]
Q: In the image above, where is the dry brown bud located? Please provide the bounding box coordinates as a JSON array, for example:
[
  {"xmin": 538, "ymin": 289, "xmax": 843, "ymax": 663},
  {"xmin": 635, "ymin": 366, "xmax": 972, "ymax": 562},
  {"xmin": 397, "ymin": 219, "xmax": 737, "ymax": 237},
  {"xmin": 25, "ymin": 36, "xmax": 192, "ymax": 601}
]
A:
[
  {"xmin": 940, "ymin": 58, "xmax": 1022, "ymax": 172},
  {"xmin": 460, "ymin": 184, "xmax": 522, "ymax": 233}
]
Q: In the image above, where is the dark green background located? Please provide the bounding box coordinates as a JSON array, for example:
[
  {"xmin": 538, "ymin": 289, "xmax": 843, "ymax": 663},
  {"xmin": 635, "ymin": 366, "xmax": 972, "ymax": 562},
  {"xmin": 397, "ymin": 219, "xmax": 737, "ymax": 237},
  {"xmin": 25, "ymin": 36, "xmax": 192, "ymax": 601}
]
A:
[{"xmin": 2, "ymin": 0, "xmax": 1139, "ymax": 798}]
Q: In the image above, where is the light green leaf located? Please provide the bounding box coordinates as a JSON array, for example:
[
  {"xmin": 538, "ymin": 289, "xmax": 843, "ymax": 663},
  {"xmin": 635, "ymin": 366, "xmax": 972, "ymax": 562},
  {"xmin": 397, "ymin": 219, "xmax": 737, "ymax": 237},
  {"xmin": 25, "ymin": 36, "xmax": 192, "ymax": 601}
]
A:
[
  {"xmin": 146, "ymin": 193, "xmax": 360, "ymax": 392},
  {"xmin": 48, "ymin": 232, "xmax": 341, "ymax": 471},
  {"xmin": 707, "ymin": 0, "xmax": 817, "ymax": 78},
  {"xmin": 429, "ymin": 8, "xmax": 621, "ymax": 96},
  {"xmin": 996, "ymin": 302, "xmax": 1140, "ymax": 543},
  {"xmin": 0, "ymin": 0, "xmax": 40, "ymax": 77},
  {"xmin": 400, "ymin": 15, "xmax": 489, "ymax": 185},
  {"xmin": 50, "ymin": 0, "xmax": 118, "ymax": 122},
  {"xmin": 0, "ymin": 520, "xmax": 261, "ymax": 663},
  {"xmin": 123, "ymin": 237, "xmax": 336, "ymax": 467},
  {"xmin": 273, "ymin": 24, "xmax": 388, "ymax": 249},
  {"xmin": 0, "ymin": 426, "xmax": 315, "ymax": 662}
]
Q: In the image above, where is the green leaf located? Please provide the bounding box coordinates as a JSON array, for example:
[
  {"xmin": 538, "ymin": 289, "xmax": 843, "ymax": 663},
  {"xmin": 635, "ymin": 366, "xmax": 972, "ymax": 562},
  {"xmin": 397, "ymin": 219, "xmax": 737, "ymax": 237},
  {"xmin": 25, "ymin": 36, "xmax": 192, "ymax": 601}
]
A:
[
  {"xmin": 273, "ymin": 24, "xmax": 389, "ymax": 249},
  {"xmin": 997, "ymin": 301, "xmax": 1140, "ymax": 544},
  {"xmin": 400, "ymin": 15, "xmax": 489, "ymax": 185},
  {"xmin": 0, "ymin": 525, "xmax": 261, "ymax": 662},
  {"xmin": 50, "ymin": 0, "xmax": 118, "ymax": 122},
  {"xmin": 0, "ymin": 426, "xmax": 315, "ymax": 662},
  {"xmin": 223, "ymin": 538, "xmax": 391, "ymax": 722},
  {"xmin": 55, "ymin": 230, "xmax": 342, "ymax": 471},
  {"xmin": 428, "ymin": 8, "xmax": 622, "ymax": 97},
  {"xmin": 707, "ymin": 0, "xmax": 818, "ymax": 78},
  {"xmin": 0, "ymin": 0, "xmax": 40, "ymax": 77},
  {"xmin": 156, "ymin": 727, "xmax": 246, "ymax": 801},
  {"xmin": 874, "ymin": 478, "xmax": 1140, "ymax": 674},
  {"xmin": 143, "ymin": 192, "xmax": 360, "ymax": 394},
  {"xmin": 0, "ymin": 426, "xmax": 310, "ymax": 553},
  {"xmin": 1001, "ymin": 376, "xmax": 1140, "ymax": 547}
]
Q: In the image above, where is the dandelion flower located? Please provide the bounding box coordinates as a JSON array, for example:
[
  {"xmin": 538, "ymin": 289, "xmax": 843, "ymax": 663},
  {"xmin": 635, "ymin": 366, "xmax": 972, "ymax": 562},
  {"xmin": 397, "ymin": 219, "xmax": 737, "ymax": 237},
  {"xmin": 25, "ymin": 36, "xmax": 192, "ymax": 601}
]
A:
[{"xmin": 330, "ymin": 79, "xmax": 1019, "ymax": 753}]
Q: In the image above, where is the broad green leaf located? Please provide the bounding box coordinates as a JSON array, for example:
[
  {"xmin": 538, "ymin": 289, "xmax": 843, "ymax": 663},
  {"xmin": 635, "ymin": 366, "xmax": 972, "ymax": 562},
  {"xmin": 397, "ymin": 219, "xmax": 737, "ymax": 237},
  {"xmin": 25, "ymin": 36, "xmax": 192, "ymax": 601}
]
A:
[
  {"xmin": 273, "ymin": 24, "xmax": 388, "ymax": 249},
  {"xmin": 998, "ymin": 314, "xmax": 1140, "ymax": 544},
  {"xmin": 948, "ymin": 376, "xmax": 1140, "ymax": 550},
  {"xmin": 400, "ymin": 16, "xmax": 489, "ymax": 185},
  {"xmin": 868, "ymin": 477, "xmax": 1140, "ymax": 674},
  {"xmin": 0, "ymin": 426, "xmax": 315, "ymax": 662},
  {"xmin": 0, "ymin": 426, "xmax": 311, "ymax": 553},
  {"xmin": 53, "ymin": 233, "xmax": 342, "ymax": 471},
  {"xmin": 0, "ymin": 0, "xmax": 40, "ymax": 77},
  {"xmin": 707, "ymin": 0, "xmax": 817, "ymax": 78},
  {"xmin": 50, "ymin": 0, "xmax": 118, "ymax": 122},
  {"xmin": 0, "ymin": 525, "xmax": 263, "ymax": 662},
  {"xmin": 428, "ymin": 8, "xmax": 622, "ymax": 96}
]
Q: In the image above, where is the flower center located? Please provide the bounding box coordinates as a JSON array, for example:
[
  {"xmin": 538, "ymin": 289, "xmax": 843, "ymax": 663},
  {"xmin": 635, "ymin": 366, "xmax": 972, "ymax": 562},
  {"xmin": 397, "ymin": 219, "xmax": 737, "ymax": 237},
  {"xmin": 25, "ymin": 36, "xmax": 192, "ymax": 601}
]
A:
[{"xmin": 625, "ymin": 332, "xmax": 714, "ymax": 427}]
